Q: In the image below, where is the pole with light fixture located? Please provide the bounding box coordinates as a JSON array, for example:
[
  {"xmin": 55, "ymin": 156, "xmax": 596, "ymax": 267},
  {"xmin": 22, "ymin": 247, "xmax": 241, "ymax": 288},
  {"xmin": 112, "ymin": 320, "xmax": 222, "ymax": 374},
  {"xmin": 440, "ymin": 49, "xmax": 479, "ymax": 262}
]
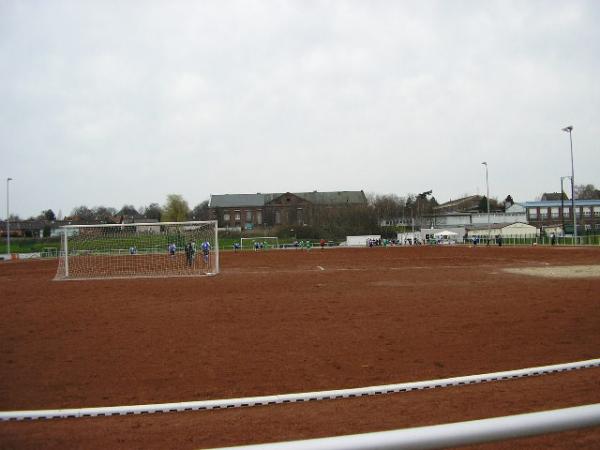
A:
[
  {"xmin": 482, "ymin": 162, "xmax": 490, "ymax": 244},
  {"xmin": 560, "ymin": 176, "xmax": 571, "ymax": 236},
  {"xmin": 6, "ymin": 177, "xmax": 13, "ymax": 256},
  {"xmin": 561, "ymin": 126, "xmax": 576, "ymax": 241}
]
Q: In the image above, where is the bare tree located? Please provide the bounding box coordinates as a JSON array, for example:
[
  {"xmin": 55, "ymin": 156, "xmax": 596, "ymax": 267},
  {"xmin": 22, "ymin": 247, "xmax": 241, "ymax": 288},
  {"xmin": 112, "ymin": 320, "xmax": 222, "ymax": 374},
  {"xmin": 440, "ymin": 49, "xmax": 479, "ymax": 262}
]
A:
[
  {"xmin": 190, "ymin": 200, "xmax": 210, "ymax": 220},
  {"xmin": 93, "ymin": 206, "xmax": 117, "ymax": 222},
  {"xmin": 575, "ymin": 184, "xmax": 600, "ymax": 200},
  {"xmin": 70, "ymin": 206, "xmax": 94, "ymax": 221},
  {"xmin": 141, "ymin": 203, "xmax": 162, "ymax": 221}
]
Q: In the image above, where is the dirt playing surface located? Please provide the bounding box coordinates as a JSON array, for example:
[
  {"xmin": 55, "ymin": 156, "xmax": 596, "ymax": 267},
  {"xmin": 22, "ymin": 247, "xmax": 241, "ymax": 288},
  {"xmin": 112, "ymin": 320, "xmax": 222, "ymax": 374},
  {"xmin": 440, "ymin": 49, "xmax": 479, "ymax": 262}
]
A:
[
  {"xmin": 503, "ymin": 264, "xmax": 600, "ymax": 278},
  {"xmin": 1, "ymin": 246, "xmax": 599, "ymax": 449}
]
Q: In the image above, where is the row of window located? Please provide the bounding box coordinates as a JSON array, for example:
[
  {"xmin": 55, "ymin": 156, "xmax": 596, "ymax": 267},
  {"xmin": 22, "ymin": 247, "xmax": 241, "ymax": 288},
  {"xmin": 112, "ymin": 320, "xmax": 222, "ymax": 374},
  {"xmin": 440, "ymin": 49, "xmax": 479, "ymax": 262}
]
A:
[
  {"xmin": 223, "ymin": 210, "xmax": 263, "ymax": 225},
  {"xmin": 527, "ymin": 207, "xmax": 599, "ymax": 219},
  {"xmin": 221, "ymin": 208, "xmax": 305, "ymax": 225}
]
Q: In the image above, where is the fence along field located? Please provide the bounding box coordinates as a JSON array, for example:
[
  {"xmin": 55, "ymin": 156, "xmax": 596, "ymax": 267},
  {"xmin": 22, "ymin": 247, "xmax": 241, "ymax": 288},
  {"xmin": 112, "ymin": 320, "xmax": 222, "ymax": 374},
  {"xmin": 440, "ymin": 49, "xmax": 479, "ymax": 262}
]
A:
[{"xmin": 0, "ymin": 246, "xmax": 599, "ymax": 449}]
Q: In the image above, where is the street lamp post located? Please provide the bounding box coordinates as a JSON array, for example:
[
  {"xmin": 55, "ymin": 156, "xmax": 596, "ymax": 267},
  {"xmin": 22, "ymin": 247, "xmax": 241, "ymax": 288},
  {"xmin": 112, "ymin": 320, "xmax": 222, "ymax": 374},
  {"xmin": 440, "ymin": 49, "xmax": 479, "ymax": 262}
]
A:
[
  {"xmin": 6, "ymin": 177, "xmax": 13, "ymax": 256},
  {"xmin": 482, "ymin": 162, "xmax": 491, "ymax": 244},
  {"xmin": 562, "ymin": 126, "xmax": 577, "ymax": 241},
  {"xmin": 560, "ymin": 176, "xmax": 571, "ymax": 236}
]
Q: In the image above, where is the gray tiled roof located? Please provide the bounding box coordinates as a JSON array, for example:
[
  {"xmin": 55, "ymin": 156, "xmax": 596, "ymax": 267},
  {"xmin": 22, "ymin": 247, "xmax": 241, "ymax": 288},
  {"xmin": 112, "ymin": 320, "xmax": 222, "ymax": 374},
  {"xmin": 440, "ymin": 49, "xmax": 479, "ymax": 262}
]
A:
[
  {"xmin": 209, "ymin": 194, "xmax": 265, "ymax": 208},
  {"xmin": 524, "ymin": 199, "xmax": 600, "ymax": 208},
  {"xmin": 465, "ymin": 222, "xmax": 531, "ymax": 230}
]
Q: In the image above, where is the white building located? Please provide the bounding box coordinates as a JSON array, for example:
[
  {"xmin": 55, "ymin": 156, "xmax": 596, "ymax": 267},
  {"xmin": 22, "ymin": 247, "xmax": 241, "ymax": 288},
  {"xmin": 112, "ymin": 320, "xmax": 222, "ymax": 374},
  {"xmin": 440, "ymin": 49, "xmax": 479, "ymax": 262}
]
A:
[{"xmin": 465, "ymin": 222, "xmax": 538, "ymax": 238}]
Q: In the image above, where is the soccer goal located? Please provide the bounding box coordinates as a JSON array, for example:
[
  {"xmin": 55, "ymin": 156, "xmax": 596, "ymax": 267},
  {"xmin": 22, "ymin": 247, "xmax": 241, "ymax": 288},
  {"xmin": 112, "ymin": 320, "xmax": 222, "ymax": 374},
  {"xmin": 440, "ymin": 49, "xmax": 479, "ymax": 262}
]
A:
[
  {"xmin": 55, "ymin": 221, "xmax": 219, "ymax": 280},
  {"xmin": 240, "ymin": 236, "xmax": 279, "ymax": 250}
]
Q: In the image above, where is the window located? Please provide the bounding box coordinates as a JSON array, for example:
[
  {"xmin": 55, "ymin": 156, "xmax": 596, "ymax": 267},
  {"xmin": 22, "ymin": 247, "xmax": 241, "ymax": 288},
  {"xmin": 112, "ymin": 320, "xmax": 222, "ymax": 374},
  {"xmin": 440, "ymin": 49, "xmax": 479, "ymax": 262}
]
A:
[
  {"xmin": 527, "ymin": 208, "xmax": 538, "ymax": 219},
  {"xmin": 275, "ymin": 210, "xmax": 281, "ymax": 225},
  {"xmin": 551, "ymin": 207, "xmax": 559, "ymax": 218},
  {"xmin": 595, "ymin": 223, "xmax": 600, "ymax": 230},
  {"xmin": 594, "ymin": 208, "xmax": 600, "ymax": 217},
  {"xmin": 585, "ymin": 224, "xmax": 591, "ymax": 231},
  {"xmin": 540, "ymin": 208, "xmax": 549, "ymax": 219},
  {"xmin": 245, "ymin": 210, "xmax": 252, "ymax": 222},
  {"xmin": 583, "ymin": 207, "xmax": 591, "ymax": 217},
  {"xmin": 256, "ymin": 210, "xmax": 262, "ymax": 225},
  {"xmin": 297, "ymin": 208, "xmax": 303, "ymax": 225},
  {"xmin": 563, "ymin": 207, "xmax": 571, "ymax": 218},
  {"xmin": 234, "ymin": 210, "xmax": 241, "ymax": 222},
  {"xmin": 223, "ymin": 211, "xmax": 230, "ymax": 222}
]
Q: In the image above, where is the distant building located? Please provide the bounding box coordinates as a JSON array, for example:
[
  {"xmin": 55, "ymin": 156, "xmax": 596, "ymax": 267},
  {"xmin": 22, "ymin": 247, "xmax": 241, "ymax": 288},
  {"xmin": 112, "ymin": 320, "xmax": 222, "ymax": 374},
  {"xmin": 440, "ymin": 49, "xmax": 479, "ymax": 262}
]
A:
[
  {"xmin": 209, "ymin": 190, "xmax": 368, "ymax": 230},
  {"xmin": 433, "ymin": 195, "xmax": 483, "ymax": 214},
  {"xmin": 541, "ymin": 192, "xmax": 568, "ymax": 201},
  {"xmin": 524, "ymin": 199, "xmax": 600, "ymax": 234},
  {"xmin": 465, "ymin": 222, "xmax": 538, "ymax": 239}
]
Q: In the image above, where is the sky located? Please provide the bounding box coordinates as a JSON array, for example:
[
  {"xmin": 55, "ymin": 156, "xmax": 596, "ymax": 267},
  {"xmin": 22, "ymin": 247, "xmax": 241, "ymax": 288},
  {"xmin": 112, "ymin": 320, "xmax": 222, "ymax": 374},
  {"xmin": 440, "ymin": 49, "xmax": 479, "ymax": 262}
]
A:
[{"xmin": 1, "ymin": 0, "xmax": 599, "ymax": 219}]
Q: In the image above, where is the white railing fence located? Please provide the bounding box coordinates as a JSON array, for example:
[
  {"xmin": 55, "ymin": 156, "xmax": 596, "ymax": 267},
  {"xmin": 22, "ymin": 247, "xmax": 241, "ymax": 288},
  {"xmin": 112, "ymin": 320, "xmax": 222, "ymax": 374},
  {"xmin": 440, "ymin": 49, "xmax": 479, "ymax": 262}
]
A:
[{"xmin": 212, "ymin": 403, "xmax": 600, "ymax": 450}]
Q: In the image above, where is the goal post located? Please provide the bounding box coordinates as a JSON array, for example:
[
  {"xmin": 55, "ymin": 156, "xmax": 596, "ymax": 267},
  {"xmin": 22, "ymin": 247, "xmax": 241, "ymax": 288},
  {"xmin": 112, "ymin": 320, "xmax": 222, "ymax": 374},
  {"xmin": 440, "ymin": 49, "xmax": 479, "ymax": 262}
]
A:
[
  {"xmin": 55, "ymin": 221, "xmax": 219, "ymax": 280},
  {"xmin": 240, "ymin": 236, "xmax": 279, "ymax": 250}
]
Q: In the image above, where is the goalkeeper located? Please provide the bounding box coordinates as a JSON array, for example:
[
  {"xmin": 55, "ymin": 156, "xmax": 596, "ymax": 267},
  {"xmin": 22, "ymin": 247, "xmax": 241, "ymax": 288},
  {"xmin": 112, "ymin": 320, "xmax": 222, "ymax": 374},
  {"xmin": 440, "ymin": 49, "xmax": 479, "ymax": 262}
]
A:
[{"xmin": 185, "ymin": 241, "xmax": 196, "ymax": 267}]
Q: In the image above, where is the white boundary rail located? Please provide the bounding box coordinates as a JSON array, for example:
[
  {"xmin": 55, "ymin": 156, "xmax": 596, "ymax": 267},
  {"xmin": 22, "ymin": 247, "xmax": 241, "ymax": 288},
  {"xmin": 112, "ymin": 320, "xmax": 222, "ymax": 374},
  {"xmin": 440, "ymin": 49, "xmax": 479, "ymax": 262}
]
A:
[
  {"xmin": 0, "ymin": 358, "xmax": 598, "ymax": 421},
  {"xmin": 212, "ymin": 403, "xmax": 600, "ymax": 450}
]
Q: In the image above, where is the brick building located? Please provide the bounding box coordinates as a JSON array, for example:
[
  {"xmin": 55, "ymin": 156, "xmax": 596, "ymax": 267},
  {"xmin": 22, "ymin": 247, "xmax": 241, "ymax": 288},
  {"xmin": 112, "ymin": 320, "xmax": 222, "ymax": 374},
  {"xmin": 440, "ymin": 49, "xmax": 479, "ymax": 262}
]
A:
[
  {"xmin": 209, "ymin": 191, "xmax": 368, "ymax": 230},
  {"xmin": 524, "ymin": 199, "xmax": 600, "ymax": 234}
]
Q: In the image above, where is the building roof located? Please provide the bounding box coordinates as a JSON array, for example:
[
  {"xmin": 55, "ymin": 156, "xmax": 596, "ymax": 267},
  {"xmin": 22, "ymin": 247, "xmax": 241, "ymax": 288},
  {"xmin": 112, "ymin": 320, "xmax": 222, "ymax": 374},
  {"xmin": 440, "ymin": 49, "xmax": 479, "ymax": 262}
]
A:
[
  {"xmin": 209, "ymin": 194, "xmax": 265, "ymax": 208},
  {"xmin": 465, "ymin": 222, "xmax": 534, "ymax": 231},
  {"xmin": 541, "ymin": 192, "xmax": 567, "ymax": 201},
  {"xmin": 210, "ymin": 191, "xmax": 367, "ymax": 208},
  {"xmin": 433, "ymin": 195, "xmax": 482, "ymax": 212},
  {"xmin": 524, "ymin": 199, "xmax": 600, "ymax": 208}
]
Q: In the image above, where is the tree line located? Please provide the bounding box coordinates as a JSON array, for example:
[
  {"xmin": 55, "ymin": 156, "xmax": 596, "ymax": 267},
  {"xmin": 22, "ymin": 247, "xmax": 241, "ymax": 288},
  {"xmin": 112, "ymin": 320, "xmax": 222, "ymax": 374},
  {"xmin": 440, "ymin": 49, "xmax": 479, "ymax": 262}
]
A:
[
  {"xmin": 9, "ymin": 183, "xmax": 599, "ymax": 236},
  {"xmin": 10, "ymin": 195, "xmax": 210, "ymax": 224}
]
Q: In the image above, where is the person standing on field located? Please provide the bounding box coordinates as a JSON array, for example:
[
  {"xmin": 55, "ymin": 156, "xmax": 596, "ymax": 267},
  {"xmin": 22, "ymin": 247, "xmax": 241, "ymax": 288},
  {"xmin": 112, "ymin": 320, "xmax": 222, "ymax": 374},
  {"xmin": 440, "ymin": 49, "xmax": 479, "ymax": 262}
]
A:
[
  {"xmin": 201, "ymin": 240, "xmax": 211, "ymax": 265},
  {"xmin": 185, "ymin": 241, "xmax": 195, "ymax": 267}
]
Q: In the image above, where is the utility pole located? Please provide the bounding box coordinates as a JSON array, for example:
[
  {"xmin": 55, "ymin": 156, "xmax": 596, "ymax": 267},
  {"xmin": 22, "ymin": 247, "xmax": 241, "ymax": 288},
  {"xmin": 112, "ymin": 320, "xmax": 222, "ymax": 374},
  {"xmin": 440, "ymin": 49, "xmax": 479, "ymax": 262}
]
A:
[
  {"xmin": 482, "ymin": 163, "xmax": 491, "ymax": 244},
  {"xmin": 6, "ymin": 177, "xmax": 13, "ymax": 256},
  {"xmin": 562, "ymin": 126, "xmax": 577, "ymax": 241}
]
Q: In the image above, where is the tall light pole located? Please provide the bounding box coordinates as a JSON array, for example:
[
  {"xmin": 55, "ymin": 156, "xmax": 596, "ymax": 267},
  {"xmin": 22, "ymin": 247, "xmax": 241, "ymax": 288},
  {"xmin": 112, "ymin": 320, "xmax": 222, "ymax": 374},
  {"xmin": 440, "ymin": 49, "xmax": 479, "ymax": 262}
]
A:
[
  {"xmin": 560, "ymin": 175, "xmax": 571, "ymax": 235},
  {"xmin": 482, "ymin": 162, "xmax": 490, "ymax": 244},
  {"xmin": 562, "ymin": 126, "xmax": 576, "ymax": 240},
  {"xmin": 6, "ymin": 177, "xmax": 12, "ymax": 256}
]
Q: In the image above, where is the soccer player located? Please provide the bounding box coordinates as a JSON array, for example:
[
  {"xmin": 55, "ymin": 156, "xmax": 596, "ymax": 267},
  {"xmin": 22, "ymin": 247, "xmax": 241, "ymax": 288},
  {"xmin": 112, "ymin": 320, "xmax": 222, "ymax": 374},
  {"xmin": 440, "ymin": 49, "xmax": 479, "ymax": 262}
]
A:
[
  {"xmin": 168, "ymin": 243, "xmax": 176, "ymax": 256},
  {"xmin": 201, "ymin": 240, "xmax": 211, "ymax": 264},
  {"xmin": 185, "ymin": 241, "xmax": 195, "ymax": 267}
]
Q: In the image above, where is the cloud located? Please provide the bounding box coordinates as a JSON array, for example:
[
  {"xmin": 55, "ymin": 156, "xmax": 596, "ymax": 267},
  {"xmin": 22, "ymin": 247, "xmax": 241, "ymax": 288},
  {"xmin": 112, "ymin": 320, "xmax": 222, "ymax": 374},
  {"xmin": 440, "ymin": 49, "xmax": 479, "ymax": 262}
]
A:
[{"xmin": 1, "ymin": 0, "xmax": 598, "ymax": 217}]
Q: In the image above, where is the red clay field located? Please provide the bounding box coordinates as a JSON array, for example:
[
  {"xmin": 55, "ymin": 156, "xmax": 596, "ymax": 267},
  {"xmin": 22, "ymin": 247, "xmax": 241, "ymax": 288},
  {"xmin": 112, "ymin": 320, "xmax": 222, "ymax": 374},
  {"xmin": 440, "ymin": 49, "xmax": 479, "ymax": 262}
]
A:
[{"xmin": 1, "ymin": 246, "xmax": 599, "ymax": 449}]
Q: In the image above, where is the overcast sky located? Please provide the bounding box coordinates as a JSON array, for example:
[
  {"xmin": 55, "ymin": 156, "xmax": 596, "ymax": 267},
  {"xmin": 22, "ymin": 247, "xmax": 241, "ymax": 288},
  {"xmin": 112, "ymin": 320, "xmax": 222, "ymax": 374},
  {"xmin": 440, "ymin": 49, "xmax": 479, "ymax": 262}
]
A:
[{"xmin": 1, "ymin": 0, "xmax": 599, "ymax": 219}]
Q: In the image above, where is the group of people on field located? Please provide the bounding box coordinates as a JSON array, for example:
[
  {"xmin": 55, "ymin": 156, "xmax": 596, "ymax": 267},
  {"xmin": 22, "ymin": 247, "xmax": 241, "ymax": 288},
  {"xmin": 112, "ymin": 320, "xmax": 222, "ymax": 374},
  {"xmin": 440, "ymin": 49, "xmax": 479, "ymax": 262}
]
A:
[{"xmin": 167, "ymin": 240, "xmax": 211, "ymax": 267}]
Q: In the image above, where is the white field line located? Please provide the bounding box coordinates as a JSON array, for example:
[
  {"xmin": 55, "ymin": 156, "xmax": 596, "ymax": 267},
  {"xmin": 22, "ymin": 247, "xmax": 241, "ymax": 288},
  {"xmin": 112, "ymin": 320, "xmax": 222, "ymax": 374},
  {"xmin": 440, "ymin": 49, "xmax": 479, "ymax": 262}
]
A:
[
  {"xmin": 317, "ymin": 266, "xmax": 325, "ymax": 271},
  {"xmin": 1, "ymin": 358, "xmax": 598, "ymax": 421}
]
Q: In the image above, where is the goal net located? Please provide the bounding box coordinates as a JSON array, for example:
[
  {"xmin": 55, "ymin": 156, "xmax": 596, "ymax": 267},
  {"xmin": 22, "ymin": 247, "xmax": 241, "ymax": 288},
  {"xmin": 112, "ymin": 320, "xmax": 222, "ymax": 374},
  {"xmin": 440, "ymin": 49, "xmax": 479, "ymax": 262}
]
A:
[
  {"xmin": 55, "ymin": 221, "xmax": 219, "ymax": 280},
  {"xmin": 240, "ymin": 236, "xmax": 279, "ymax": 250}
]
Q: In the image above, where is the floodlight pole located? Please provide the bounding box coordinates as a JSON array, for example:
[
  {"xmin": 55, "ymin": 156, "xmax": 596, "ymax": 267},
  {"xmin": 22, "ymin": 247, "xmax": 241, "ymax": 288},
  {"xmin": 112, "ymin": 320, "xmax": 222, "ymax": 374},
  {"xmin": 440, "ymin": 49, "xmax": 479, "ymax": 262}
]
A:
[
  {"xmin": 560, "ymin": 176, "xmax": 571, "ymax": 235},
  {"xmin": 482, "ymin": 162, "xmax": 490, "ymax": 244},
  {"xmin": 6, "ymin": 177, "xmax": 12, "ymax": 256},
  {"xmin": 562, "ymin": 126, "xmax": 577, "ymax": 241}
]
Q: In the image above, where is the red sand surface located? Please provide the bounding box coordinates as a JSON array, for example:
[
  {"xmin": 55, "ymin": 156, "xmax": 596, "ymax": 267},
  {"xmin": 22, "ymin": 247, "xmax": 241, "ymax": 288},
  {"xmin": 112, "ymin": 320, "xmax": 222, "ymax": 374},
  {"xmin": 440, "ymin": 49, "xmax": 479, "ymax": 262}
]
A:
[{"xmin": 0, "ymin": 246, "xmax": 599, "ymax": 449}]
